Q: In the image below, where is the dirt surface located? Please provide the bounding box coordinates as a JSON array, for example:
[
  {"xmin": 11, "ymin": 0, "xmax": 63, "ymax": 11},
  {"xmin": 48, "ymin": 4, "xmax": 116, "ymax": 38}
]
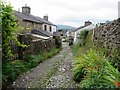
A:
[{"xmin": 9, "ymin": 42, "xmax": 78, "ymax": 88}]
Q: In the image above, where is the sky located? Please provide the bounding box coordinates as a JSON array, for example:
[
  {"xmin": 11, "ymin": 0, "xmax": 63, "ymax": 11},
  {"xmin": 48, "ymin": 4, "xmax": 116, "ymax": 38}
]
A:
[{"xmin": 4, "ymin": 0, "xmax": 120, "ymax": 27}]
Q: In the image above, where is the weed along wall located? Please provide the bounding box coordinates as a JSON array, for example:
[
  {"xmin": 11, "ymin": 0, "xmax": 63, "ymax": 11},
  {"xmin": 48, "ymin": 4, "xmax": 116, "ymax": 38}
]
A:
[
  {"xmin": 93, "ymin": 18, "xmax": 120, "ymax": 53},
  {"xmin": 93, "ymin": 18, "xmax": 120, "ymax": 71}
]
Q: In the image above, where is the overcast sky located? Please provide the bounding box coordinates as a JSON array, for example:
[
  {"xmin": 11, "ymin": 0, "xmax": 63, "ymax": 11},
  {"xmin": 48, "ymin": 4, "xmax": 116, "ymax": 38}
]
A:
[{"xmin": 5, "ymin": 0, "xmax": 120, "ymax": 27}]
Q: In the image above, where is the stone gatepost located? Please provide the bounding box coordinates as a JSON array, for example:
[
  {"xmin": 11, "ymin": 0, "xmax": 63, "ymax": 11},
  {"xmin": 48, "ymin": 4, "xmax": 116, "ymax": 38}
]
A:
[{"xmin": 18, "ymin": 34, "xmax": 32, "ymax": 60}]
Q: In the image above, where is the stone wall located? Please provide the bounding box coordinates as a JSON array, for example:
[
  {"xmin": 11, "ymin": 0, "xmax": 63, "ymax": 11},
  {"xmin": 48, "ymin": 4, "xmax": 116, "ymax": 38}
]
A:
[
  {"xmin": 93, "ymin": 18, "xmax": 120, "ymax": 53},
  {"xmin": 10, "ymin": 34, "xmax": 57, "ymax": 60},
  {"xmin": 31, "ymin": 39, "xmax": 55, "ymax": 55}
]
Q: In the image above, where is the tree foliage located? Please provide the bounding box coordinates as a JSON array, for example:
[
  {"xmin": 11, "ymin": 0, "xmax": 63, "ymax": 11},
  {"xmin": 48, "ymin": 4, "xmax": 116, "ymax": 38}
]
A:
[{"xmin": 1, "ymin": 2, "xmax": 26, "ymax": 62}]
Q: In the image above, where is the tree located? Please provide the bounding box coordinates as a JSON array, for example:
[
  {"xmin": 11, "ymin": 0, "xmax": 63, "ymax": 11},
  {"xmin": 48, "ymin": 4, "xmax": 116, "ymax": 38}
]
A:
[{"xmin": 1, "ymin": 2, "xmax": 26, "ymax": 62}]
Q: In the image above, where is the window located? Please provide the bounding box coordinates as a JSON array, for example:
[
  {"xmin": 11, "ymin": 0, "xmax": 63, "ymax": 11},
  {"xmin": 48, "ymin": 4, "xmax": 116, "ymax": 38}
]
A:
[
  {"xmin": 44, "ymin": 25, "xmax": 47, "ymax": 31},
  {"xmin": 49, "ymin": 26, "xmax": 52, "ymax": 32}
]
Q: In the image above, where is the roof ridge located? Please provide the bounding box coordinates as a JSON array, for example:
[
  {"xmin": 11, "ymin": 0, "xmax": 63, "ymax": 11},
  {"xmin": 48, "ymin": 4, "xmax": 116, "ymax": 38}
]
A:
[
  {"xmin": 14, "ymin": 10, "xmax": 56, "ymax": 26},
  {"xmin": 23, "ymin": 12, "xmax": 55, "ymax": 25}
]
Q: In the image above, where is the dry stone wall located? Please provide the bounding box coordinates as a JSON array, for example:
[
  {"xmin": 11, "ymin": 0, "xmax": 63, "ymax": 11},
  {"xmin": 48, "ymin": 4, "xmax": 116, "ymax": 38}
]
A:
[
  {"xmin": 93, "ymin": 18, "xmax": 120, "ymax": 53},
  {"xmin": 10, "ymin": 34, "xmax": 57, "ymax": 60}
]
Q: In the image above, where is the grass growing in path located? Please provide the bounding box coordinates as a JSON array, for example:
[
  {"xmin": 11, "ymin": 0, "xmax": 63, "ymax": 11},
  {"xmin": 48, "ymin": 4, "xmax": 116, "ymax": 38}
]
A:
[
  {"xmin": 29, "ymin": 61, "xmax": 60, "ymax": 88},
  {"xmin": 2, "ymin": 48, "xmax": 61, "ymax": 88}
]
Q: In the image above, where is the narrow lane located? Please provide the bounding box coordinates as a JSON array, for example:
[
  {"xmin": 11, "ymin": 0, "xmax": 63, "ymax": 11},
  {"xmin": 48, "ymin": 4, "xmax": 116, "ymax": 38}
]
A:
[{"xmin": 10, "ymin": 42, "xmax": 77, "ymax": 88}]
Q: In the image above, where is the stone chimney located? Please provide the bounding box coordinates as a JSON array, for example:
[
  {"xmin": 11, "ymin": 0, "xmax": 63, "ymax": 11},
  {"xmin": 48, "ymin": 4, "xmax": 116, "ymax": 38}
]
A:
[
  {"xmin": 43, "ymin": 15, "xmax": 48, "ymax": 21},
  {"xmin": 85, "ymin": 21, "xmax": 92, "ymax": 26},
  {"xmin": 22, "ymin": 4, "xmax": 31, "ymax": 14},
  {"xmin": 18, "ymin": 8, "xmax": 20, "ymax": 13},
  {"xmin": 118, "ymin": 1, "xmax": 120, "ymax": 18}
]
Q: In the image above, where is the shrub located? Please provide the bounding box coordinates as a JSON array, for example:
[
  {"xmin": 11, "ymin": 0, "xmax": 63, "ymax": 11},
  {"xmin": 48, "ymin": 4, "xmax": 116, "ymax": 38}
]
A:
[
  {"xmin": 54, "ymin": 36, "xmax": 62, "ymax": 48},
  {"xmin": 107, "ymin": 50, "xmax": 120, "ymax": 71},
  {"xmin": 2, "ymin": 61, "xmax": 26, "ymax": 87},
  {"xmin": 78, "ymin": 30, "xmax": 89, "ymax": 46}
]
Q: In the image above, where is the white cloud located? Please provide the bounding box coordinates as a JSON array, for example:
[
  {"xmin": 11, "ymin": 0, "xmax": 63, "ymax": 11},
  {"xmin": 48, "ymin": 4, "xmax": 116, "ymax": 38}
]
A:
[{"xmin": 5, "ymin": 0, "xmax": 120, "ymax": 27}]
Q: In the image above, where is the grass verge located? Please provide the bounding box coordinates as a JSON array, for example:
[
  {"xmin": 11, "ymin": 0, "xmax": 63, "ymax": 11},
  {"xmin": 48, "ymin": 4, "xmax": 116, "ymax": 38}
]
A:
[{"xmin": 2, "ymin": 48, "xmax": 61, "ymax": 88}]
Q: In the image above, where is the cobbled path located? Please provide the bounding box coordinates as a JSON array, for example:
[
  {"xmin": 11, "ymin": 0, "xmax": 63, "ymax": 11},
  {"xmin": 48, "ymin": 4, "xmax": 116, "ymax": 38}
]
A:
[{"xmin": 9, "ymin": 42, "xmax": 77, "ymax": 88}]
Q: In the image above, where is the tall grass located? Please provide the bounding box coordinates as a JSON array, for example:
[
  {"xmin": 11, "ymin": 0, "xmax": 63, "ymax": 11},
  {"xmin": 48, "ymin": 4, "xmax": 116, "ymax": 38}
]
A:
[
  {"xmin": 72, "ymin": 30, "xmax": 120, "ymax": 88},
  {"xmin": 72, "ymin": 30, "xmax": 93, "ymax": 56}
]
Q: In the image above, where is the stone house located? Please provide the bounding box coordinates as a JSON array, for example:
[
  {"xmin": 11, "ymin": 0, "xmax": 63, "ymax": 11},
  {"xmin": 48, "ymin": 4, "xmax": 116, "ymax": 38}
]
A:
[
  {"xmin": 72, "ymin": 21, "xmax": 95, "ymax": 44},
  {"xmin": 65, "ymin": 30, "xmax": 74, "ymax": 39},
  {"xmin": 14, "ymin": 5, "xmax": 57, "ymax": 35}
]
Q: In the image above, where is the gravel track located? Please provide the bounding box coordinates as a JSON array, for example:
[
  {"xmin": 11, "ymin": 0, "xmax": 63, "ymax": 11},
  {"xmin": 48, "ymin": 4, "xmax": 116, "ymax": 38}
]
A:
[{"xmin": 9, "ymin": 42, "xmax": 77, "ymax": 89}]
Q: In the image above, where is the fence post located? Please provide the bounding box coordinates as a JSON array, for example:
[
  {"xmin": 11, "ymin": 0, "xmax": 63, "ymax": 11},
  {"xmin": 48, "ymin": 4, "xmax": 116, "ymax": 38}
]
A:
[{"xmin": 18, "ymin": 34, "xmax": 23, "ymax": 60}]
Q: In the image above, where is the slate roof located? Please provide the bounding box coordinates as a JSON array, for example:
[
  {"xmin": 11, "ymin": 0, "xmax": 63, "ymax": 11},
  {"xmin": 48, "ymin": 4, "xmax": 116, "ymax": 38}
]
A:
[
  {"xmin": 73, "ymin": 23, "xmax": 94, "ymax": 32},
  {"xmin": 31, "ymin": 29, "xmax": 53, "ymax": 37},
  {"xmin": 31, "ymin": 15, "xmax": 55, "ymax": 25},
  {"xmin": 14, "ymin": 11, "xmax": 42, "ymax": 23},
  {"xmin": 14, "ymin": 11, "xmax": 55, "ymax": 26}
]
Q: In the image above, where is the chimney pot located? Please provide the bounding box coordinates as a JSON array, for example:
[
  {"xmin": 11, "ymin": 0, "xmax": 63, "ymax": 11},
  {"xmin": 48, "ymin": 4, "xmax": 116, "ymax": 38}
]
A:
[
  {"xmin": 22, "ymin": 5, "xmax": 31, "ymax": 14},
  {"xmin": 85, "ymin": 21, "xmax": 92, "ymax": 26},
  {"xmin": 43, "ymin": 15, "xmax": 48, "ymax": 21}
]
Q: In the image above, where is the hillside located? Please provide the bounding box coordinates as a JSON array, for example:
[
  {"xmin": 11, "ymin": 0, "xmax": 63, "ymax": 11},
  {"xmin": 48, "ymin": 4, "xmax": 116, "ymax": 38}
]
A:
[{"xmin": 57, "ymin": 25, "xmax": 76, "ymax": 30}]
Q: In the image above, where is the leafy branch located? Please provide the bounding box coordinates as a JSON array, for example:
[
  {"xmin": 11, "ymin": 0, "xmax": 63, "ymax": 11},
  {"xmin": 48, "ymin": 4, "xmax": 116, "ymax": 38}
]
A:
[{"xmin": 1, "ymin": 2, "xmax": 26, "ymax": 61}]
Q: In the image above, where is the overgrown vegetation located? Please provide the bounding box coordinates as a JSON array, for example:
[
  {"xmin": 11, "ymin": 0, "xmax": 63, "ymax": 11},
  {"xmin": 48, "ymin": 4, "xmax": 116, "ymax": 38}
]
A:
[
  {"xmin": 72, "ymin": 30, "xmax": 120, "ymax": 88},
  {"xmin": 1, "ymin": 1, "xmax": 24, "ymax": 88},
  {"xmin": 78, "ymin": 30, "xmax": 89, "ymax": 47},
  {"xmin": 73, "ymin": 49, "xmax": 120, "ymax": 88},
  {"xmin": 2, "ymin": 48, "xmax": 60, "ymax": 87},
  {"xmin": 72, "ymin": 30, "xmax": 93, "ymax": 56},
  {"xmin": 106, "ymin": 49, "xmax": 120, "ymax": 71},
  {"xmin": 1, "ymin": 2, "xmax": 26, "ymax": 62}
]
